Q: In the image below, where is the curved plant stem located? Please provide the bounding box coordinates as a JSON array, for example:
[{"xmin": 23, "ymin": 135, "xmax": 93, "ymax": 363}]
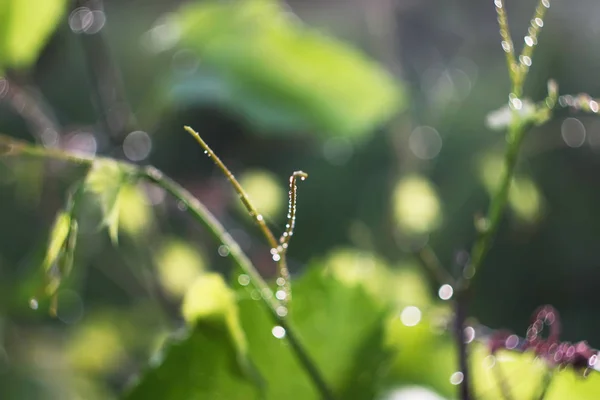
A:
[
  {"xmin": 184, "ymin": 126, "xmax": 304, "ymax": 305},
  {"xmin": 0, "ymin": 134, "xmax": 336, "ymax": 400}
]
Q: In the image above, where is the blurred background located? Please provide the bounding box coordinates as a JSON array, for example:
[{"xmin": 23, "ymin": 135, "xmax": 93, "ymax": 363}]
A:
[{"xmin": 2, "ymin": 0, "xmax": 600, "ymax": 398}]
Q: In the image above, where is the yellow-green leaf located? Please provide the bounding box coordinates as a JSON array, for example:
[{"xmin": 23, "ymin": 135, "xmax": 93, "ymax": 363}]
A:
[
  {"xmin": 0, "ymin": 0, "xmax": 68, "ymax": 69},
  {"xmin": 84, "ymin": 159, "xmax": 136, "ymax": 244},
  {"xmin": 174, "ymin": 0, "xmax": 404, "ymax": 138},
  {"xmin": 42, "ymin": 211, "xmax": 71, "ymax": 273},
  {"xmin": 182, "ymin": 273, "xmax": 247, "ymax": 356}
]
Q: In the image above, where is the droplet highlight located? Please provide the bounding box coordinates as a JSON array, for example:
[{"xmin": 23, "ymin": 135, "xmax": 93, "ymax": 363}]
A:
[{"xmin": 272, "ymin": 326, "xmax": 286, "ymax": 339}]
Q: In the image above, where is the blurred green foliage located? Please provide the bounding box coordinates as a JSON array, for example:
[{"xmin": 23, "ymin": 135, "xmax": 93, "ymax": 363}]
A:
[
  {"xmin": 173, "ymin": 0, "xmax": 405, "ymax": 138},
  {"xmin": 1, "ymin": 0, "xmax": 600, "ymax": 399},
  {"xmin": 0, "ymin": 0, "xmax": 67, "ymax": 70}
]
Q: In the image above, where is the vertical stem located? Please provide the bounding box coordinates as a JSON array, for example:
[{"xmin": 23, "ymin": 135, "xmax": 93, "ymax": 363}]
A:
[
  {"xmin": 455, "ymin": 292, "xmax": 472, "ymax": 400},
  {"xmin": 461, "ymin": 119, "xmax": 526, "ymax": 289}
]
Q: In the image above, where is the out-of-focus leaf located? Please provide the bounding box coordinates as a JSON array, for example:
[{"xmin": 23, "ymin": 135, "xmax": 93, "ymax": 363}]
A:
[
  {"xmin": 173, "ymin": 0, "xmax": 404, "ymax": 138},
  {"xmin": 59, "ymin": 218, "xmax": 78, "ymax": 278},
  {"xmin": 238, "ymin": 169, "xmax": 285, "ymax": 218},
  {"xmin": 0, "ymin": 0, "xmax": 68, "ymax": 69},
  {"xmin": 118, "ymin": 183, "xmax": 154, "ymax": 238},
  {"xmin": 478, "ymin": 154, "xmax": 544, "ymax": 222},
  {"xmin": 236, "ymin": 265, "xmax": 390, "ymax": 399},
  {"xmin": 392, "ymin": 175, "xmax": 442, "ymax": 235},
  {"xmin": 84, "ymin": 159, "xmax": 136, "ymax": 244},
  {"xmin": 125, "ymin": 273, "xmax": 263, "ymax": 400},
  {"xmin": 42, "ymin": 211, "xmax": 71, "ymax": 273},
  {"xmin": 470, "ymin": 344, "xmax": 600, "ymax": 400},
  {"xmin": 155, "ymin": 238, "xmax": 205, "ymax": 297}
]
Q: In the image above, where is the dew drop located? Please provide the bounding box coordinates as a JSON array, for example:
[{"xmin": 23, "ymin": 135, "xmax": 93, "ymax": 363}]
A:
[
  {"xmin": 218, "ymin": 245, "xmax": 230, "ymax": 257},
  {"xmin": 519, "ymin": 55, "xmax": 532, "ymax": 67},
  {"xmin": 261, "ymin": 288, "xmax": 273, "ymax": 299},
  {"xmin": 276, "ymin": 277, "xmax": 286, "ymax": 286},
  {"xmin": 541, "ymin": 0, "xmax": 550, "ymax": 8},
  {"xmin": 276, "ymin": 306, "xmax": 288, "ymax": 317},
  {"xmin": 203, "ymin": 150, "xmax": 208, "ymax": 154},
  {"xmin": 400, "ymin": 306, "xmax": 422, "ymax": 327},
  {"xmin": 450, "ymin": 371, "xmax": 464, "ymax": 385},
  {"xmin": 275, "ymin": 290, "xmax": 287, "ymax": 301},
  {"xmin": 534, "ymin": 17, "xmax": 544, "ymax": 27},
  {"xmin": 256, "ymin": 214, "xmax": 263, "ymax": 222},
  {"xmin": 438, "ymin": 284, "xmax": 454, "ymax": 300},
  {"xmin": 272, "ymin": 325, "xmax": 286, "ymax": 339},
  {"xmin": 494, "ymin": 0, "xmax": 502, "ymax": 8},
  {"xmin": 29, "ymin": 298, "xmax": 39, "ymax": 310},
  {"xmin": 272, "ymin": 253, "xmax": 281, "ymax": 262},
  {"xmin": 500, "ymin": 41, "xmax": 511, "ymax": 53},
  {"xmin": 510, "ymin": 97, "xmax": 523, "ymax": 110},
  {"xmin": 464, "ymin": 326, "xmax": 476, "ymax": 344},
  {"xmin": 561, "ymin": 117, "xmax": 586, "ymax": 148},
  {"xmin": 177, "ymin": 201, "xmax": 188, "ymax": 211},
  {"xmin": 524, "ymin": 36, "xmax": 534, "ymax": 47},
  {"xmin": 590, "ymin": 100, "xmax": 599, "ymax": 113},
  {"xmin": 237, "ymin": 274, "xmax": 250, "ymax": 286},
  {"xmin": 250, "ymin": 290, "xmax": 261, "ymax": 300}
]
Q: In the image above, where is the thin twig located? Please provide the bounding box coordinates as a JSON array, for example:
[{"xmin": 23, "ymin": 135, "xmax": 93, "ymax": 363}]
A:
[
  {"xmin": 276, "ymin": 171, "xmax": 308, "ymax": 302},
  {"xmin": 0, "ymin": 134, "xmax": 335, "ymax": 400},
  {"xmin": 184, "ymin": 126, "xmax": 302, "ymax": 305},
  {"xmin": 494, "ymin": 0, "xmax": 518, "ymax": 89},
  {"xmin": 451, "ymin": 2, "xmax": 553, "ymax": 399},
  {"xmin": 455, "ymin": 293, "xmax": 472, "ymax": 400}
]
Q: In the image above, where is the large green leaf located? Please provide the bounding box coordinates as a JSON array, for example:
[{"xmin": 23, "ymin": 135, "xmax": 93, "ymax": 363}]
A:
[
  {"xmin": 124, "ymin": 273, "xmax": 263, "ymax": 400},
  {"xmin": 234, "ymin": 266, "xmax": 390, "ymax": 399},
  {"xmin": 0, "ymin": 0, "xmax": 68, "ymax": 70},
  {"xmin": 173, "ymin": 0, "xmax": 404, "ymax": 138},
  {"xmin": 124, "ymin": 265, "xmax": 389, "ymax": 399}
]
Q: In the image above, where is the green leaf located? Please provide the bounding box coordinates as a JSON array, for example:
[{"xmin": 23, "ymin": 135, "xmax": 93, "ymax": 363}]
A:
[
  {"xmin": 236, "ymin": 266, "xmax": 390, "ymax": 399},
  {"xmin": 174, "ymin": 0, "xmax": 404, "ymax": 138},
  {"xmin": 84, "ymin": 160, "xmax": 136, "ymax": 244},
  {"xmin": 59, "ymin": 218, "xmax": 78, "ymax": 278},
  {"xmin": 0, "ymin": 0, "xmax": 68, "ymax": 70},
  {"xmin": 124, "ymin": 273, "xmax": 263, "ymax": 400},
  {"xmin": 42, "ymin": 211, "xmax": 71, "ymax": 273},
  {"xmin": 125, "ymin": 265, "xmax": 389, "ymax": 400}
]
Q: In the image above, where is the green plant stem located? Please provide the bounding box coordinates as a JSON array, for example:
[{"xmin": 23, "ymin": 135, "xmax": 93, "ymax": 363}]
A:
[
  {"xmin": 0, "ymin": 134, "xmax": 336, "ymax": 400},
  {"xmin": 184, "ymin": 126, "xmax": 297, "ymax": 303},
  {"xmin": 461, "ymin": 119, "xmax": 526, "ymax": 290}
]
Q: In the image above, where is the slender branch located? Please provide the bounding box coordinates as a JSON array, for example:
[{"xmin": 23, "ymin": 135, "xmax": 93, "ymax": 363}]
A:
[
  {"xmin": 0, "ymin": 134, "xmax": 335, "ymax": 400},
  {"xmin": 493, "ymin": 0, "xmax": 518, "ymax": 90},
  {"xmin": 455, "ymin": 294, "xmax": 472, "ymax": 400},
  {"xmin": 461, "ymin": 118, "xmax": 526, "ymax": 288},
  {"xmin": 518, "ymin": 0, "xmax": 551, "ymax": 83},
  {"xmin": 276, "ymin": 171, "xmax": 308, "ymax": 302},
  {"xmin": 184, "ymin": 126, "xmax": 279, "ymax": 248},
  {"xmin": 450, "ymin": 3, "xmax": 554, "ymax": 398},
  {"xmin": 184, "ymin": 126, "xmax": 302, "ymax": 305}
]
